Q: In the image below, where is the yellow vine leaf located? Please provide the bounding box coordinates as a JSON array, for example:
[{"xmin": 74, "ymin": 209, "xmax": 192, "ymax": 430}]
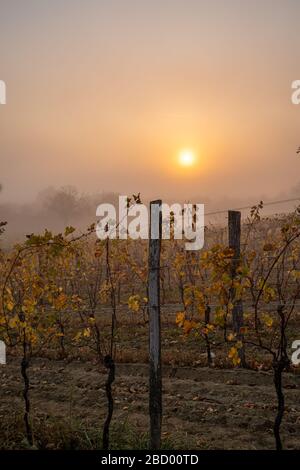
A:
[
  {"xmin": 183, "ymin": 319, "xmax": 197, "ymax": 335},
  {"xmin": 176, "ymin": 312, "xmax": 185, "ymax": 327},
  {"xmin": 128, "ymin": 295, "xmax": 140, "ymax": 312},
  {"xmin": 6, "ymin": 300, "xmax": 14, "ymax": 312}
]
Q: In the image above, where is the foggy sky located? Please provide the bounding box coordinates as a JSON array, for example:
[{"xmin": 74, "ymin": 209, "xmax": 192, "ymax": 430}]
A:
[{"xmin": 0, "ymin": 0, "xmax": 300, "ymax": 204}]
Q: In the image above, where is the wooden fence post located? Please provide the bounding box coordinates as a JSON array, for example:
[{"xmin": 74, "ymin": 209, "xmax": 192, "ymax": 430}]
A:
[
  {"xmin": 228, "ymin": 210, "xmax": 246, "ymax": 366},
  {"xmin": 148, "ymin": 200, "xmax": 162, "ymax": 450}
]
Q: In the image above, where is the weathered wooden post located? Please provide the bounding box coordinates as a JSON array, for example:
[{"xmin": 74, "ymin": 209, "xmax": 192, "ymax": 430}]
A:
[
  {"xmin": 148, "ymin": 200, "xmax": 162, "ymax": 450},
  {"xmin": 228, "ymin": 210, "xmax": 246, "ymax": 366}
]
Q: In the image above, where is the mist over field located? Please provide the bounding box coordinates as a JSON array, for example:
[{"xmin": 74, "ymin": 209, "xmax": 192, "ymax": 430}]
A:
[{"xmin": 1, "ymin": 183, "xmax": 300, "ymax": 246}]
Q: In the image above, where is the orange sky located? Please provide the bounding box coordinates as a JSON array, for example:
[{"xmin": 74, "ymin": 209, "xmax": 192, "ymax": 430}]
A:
[{"xmin": 0, "ymin": 0, "xmax": 300, "ymax": 204}]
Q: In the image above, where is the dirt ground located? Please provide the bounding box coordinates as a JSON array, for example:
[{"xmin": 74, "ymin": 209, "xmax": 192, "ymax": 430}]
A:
[{"xmin": 0, "ymin": 357, "xmax": 300, "ymax": 450}]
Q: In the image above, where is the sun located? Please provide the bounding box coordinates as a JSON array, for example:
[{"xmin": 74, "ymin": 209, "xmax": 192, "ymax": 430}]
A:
[{"xmin": 178, "ymin": 149, "xmax": 196, "ymax": 167}]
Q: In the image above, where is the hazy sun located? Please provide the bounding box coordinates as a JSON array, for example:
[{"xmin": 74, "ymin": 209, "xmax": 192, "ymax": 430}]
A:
[{"xmin": 178, "ymin": 149, "xmax": 196, "ymax": 167}]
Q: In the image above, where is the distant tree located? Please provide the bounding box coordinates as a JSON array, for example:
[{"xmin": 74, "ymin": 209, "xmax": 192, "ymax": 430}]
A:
[{"xmin": 45, "ymin": 186, "xmax": 79, "ymax": 226}]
